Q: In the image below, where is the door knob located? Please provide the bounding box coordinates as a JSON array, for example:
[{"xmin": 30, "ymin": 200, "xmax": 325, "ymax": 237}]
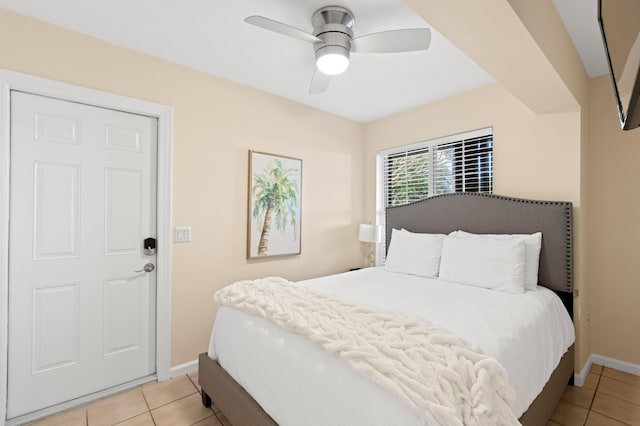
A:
[{"xmin": 134, "ymin": 263, "xmax": 155, "ymax": 273}]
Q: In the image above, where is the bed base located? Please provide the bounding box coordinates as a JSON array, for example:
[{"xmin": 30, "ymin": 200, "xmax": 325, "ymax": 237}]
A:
[
  {"xmin": 519, "ymin": 344, "xmax": 574, "ymax": 425},
  {"xmin": 199, "ymin": 344, "xmax": 574, "ymax": 426},
  {"xmin": 198, "ymin": 353, "xmax": 277, "ymax": 425}
]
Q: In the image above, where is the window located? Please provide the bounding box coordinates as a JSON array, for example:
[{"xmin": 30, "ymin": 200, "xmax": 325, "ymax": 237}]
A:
[
  {"xmin": 381, "ymin": 128, "xmax": 493, "ymax": 208},
  {"xmin": 375, "ymin": 127, "xmax": 493, "ymax": 260}
]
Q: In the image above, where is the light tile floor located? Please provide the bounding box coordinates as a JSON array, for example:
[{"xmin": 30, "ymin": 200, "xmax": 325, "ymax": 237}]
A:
[
  {"xmin": 27, "ymin": 371, "xmax": 229, "ymax": 426},
  {"xmin": 27, "ymin": 364, "xmax": 639, "ymax": 426},
  {"xmin": 549, "ymin": 363, "xmax": 640, "ymax": 425}
]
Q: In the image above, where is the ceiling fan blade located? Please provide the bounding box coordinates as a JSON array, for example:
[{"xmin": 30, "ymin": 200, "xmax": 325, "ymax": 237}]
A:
[
  {"xmin": 352, "ymin": 28, "xmax": 431, "ymax": 53},
  {"xmin": 244, "ymin": 15, "xmax": 320, "ymax": 43},
  {"xmin": 309, "ymin": 70, "xmax": 331, "ymax": 94}
]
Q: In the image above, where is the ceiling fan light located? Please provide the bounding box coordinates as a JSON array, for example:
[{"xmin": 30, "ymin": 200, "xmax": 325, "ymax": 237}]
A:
[{"xmin": 315, "ymin": 46, "xmax": 350, "ymax": 75}]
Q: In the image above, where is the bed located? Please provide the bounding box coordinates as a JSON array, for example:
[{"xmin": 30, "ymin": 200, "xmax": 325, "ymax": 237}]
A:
[{"xmin": 199, "ymin": 193, "xmax": 575, "ymax": 425}]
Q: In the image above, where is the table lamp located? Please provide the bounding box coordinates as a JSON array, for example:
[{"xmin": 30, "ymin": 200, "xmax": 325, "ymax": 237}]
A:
[{"xmin": 359, "ymin": 224, "xmax": 382, "ymax": 267}]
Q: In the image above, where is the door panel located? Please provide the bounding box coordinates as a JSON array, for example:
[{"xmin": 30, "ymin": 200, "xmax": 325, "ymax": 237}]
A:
[
  {"xmin": 8, "ymin": 91, "xmax": 158, "ymax": 418},
  {"xmin": 105, "ymin": 168, "xmax": 142, "ymax": 254},
  {"xmin": 32, "ymin": 283, "xmax": 80, "ymax": 374},
  {"xmin": 34, "ymin": 112, "xmax": 81, "ymax": 145},
  {"xmin": 105, "ymin": 125, "xmax": 141, "ymax": 152},
  {"xmin": 103, "ymin": 277, "xmax": 143, "ymax": 356},
  {"xmin": 33, "ymin": 162, "xmax": 81, "ymax": 260}
]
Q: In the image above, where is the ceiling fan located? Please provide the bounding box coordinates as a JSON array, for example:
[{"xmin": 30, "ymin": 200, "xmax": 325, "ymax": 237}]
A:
[{"xmin": 244, "ymin": 5, "xmax": 431, "ymax": 94}]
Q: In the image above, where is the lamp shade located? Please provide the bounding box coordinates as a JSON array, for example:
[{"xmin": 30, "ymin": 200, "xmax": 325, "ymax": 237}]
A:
[{"xmin": 359, "ymin": 224, "xmax": 381, "ymax": 243}]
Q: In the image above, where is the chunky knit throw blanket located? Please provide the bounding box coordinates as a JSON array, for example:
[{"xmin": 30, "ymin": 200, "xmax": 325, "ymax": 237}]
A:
[{"xmin": 215, "ymin": 277, "xmax": 520, "ymax": 426}]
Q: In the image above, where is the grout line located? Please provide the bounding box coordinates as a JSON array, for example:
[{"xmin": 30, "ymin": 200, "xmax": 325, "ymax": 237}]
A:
[
  {"xmin": 595, "ymin": 390, "xmax": 640, "ymax": 407},
  {"xmin": 187, "ymin": 413, "xmax": 218, "ymax": 426},
  {"xmin": 584, "ymin": 368, "xmax": 599, "ymax": 421},
  {"xmin": 143, "ymin": 375, "xmax": 201, "ymax": 412},
  {"xmin": 601, "ymin": 371, "xmax": 640, "ymax": 390},
  {"xmin": 187, "ymin": 372, "xmax": 199, "ymax": 390},
  {"xmin": 561, "ymin": 366, "xmax": 600, "ymax": 413},
  {"xmin": 148, "ymin": 391, "xmax": 198, "ymax": 411},
  {"xmin": 139, "ymin": 384, "xmax": 156, "ymax": 426},
  {"xmin": 151, "ymin": 406, "xmax": 157, "ymax": 426},
  {"xmin": 588, "ymin": 371, "xmax": 638, "ymax": 426},
  {"xmin": 588, "ymin": 404, "xmax": 634, "ymax": 426}
]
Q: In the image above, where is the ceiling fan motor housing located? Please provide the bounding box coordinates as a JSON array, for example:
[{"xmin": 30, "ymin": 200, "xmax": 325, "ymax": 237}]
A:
[
  {"xmin": 312, "ymin": 6, "xmax": 354, "ymax": 64},
  {"xmin": 243, "ymin": 5, "xmax": 431, "ymax": 91}
]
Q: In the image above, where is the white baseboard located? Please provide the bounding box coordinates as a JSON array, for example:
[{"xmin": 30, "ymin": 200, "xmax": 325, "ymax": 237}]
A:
[
  {"xmin": 170, "ymin": 359, "xmax": 198, "ymax": 378},
  {"xmin": 573, "ymin": 355, "xmax": 593, "ymax": 387},
  {"xmin": 574, "ymin": 353, "xmax": 640, "ymax": 387},
  {"xmin": 592, "ymin": 354, "xmax": 640, "ymax": 376}
]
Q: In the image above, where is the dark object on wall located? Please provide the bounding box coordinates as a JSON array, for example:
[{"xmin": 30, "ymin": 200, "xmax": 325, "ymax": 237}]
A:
[{"xmin": 598, "ymin": 0, "xmax": 640, "ymax": 131}]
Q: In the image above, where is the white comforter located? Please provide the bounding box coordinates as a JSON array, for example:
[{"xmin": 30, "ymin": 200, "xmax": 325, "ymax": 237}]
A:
[{"xmin": 209, "ymin": 267, "xmax": 575, "ymax": 425}]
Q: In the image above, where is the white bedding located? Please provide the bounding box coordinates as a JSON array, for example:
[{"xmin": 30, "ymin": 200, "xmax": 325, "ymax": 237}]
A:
[{"xmin": 209, "ymin": 267, "xmax": 575, "ymax": 425}]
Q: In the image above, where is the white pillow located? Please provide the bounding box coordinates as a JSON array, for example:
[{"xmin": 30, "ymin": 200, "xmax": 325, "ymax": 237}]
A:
[
  {"xmin": 439, "ymin": 236, "xmax": 526, "ymax": 293},
  {"xmin": 384, "ymin": 229, "xmax": 445, "ymax": 278},
  {"xmin": 451, "ymin": 231, "xmax": 542, "ymax": 291}
]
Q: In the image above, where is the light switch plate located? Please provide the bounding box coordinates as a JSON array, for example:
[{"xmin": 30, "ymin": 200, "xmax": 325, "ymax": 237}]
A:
[{"xmin": 175, "ymin": 226, "xmax": 192, "ymax": 243}]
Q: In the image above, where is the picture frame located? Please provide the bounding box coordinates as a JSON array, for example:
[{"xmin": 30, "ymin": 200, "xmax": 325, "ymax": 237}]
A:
[{"xmin": 247, "ymin": 150, "xmax": 302, "ymax": 259}]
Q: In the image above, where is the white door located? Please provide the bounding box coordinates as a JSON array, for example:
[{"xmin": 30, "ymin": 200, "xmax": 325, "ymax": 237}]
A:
[{"xmin": 7, "ymin": 91, "xmax": 157, "ymax": 418}]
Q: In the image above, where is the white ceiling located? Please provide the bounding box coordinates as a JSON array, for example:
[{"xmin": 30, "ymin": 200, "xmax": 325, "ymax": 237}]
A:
[
  {"xmin": 0, "ymin": 0, "xmax": 607, "ymax": 123},
  {"xmin": 552, "ymin": 0, "xmax": 608, "ymax": 78}
]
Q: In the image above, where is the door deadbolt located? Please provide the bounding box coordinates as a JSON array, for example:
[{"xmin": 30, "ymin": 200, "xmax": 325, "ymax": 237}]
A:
[{"xmin": 144, "ymin": 237, "xmax": 156, "ymax": 256}]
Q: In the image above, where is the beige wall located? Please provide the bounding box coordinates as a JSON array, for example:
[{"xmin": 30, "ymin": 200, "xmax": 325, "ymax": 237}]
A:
[
  {"xmin": 0, "ymin": 9, "xmax": 365, "ymax": 366},
  {"xmin": 588, "ymin": 75, "xmax": 640, "ymax": 365}
]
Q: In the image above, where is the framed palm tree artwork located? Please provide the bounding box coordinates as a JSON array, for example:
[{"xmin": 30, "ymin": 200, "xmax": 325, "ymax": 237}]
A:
[{"xmin": 247, "ymin": 151, "xmax": 302, "ymax": 259}]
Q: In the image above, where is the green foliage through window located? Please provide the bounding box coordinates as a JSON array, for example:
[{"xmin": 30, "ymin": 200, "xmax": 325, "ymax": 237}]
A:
[{"xmin": 383, "ymin": 134, "xmax": 493, "ymax": 208}]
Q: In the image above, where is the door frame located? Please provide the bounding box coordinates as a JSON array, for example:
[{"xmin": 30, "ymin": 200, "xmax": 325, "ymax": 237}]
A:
[{"xmin": 0, "ymin": 69, "xmax": 173, "ymax": 425}]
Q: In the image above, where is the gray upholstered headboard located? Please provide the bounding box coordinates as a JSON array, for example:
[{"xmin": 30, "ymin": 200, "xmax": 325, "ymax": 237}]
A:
[{"xmin": 386, "ymin": 193, "xmax": 573, "ymax": 297}]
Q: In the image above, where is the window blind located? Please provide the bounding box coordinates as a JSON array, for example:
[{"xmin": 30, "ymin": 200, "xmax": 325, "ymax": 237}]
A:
[{"xmin": 381, "ymin": 128, "xmax": 493, "ymax": 209}]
